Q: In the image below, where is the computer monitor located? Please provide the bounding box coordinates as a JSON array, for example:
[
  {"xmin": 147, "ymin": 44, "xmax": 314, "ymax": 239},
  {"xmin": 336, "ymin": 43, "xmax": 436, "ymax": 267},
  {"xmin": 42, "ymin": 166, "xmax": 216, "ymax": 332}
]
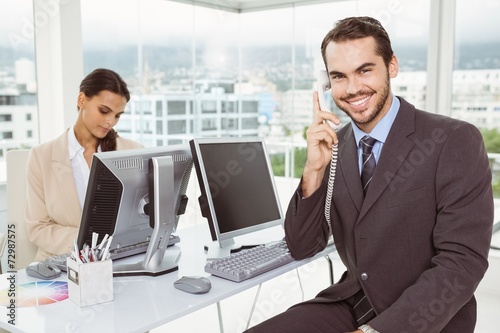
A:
[
  {"xmin": 77, "ymin": 145, "xmax": 193, "ymax": 276},
  {"xmin": 189, "ymin": 137, "xmax": 284, "ymax": 258}
]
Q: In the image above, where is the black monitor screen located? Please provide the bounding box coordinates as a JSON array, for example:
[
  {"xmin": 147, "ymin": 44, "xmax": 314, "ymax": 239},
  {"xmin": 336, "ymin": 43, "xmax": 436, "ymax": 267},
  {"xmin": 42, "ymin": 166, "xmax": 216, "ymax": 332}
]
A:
[
  {"xmin": 202, "ymin": 142, "xmax": 280, "ymax": 233},
  {"xmin": 190, "ymin": 137, "xmax": 283, "ymax": 250}
]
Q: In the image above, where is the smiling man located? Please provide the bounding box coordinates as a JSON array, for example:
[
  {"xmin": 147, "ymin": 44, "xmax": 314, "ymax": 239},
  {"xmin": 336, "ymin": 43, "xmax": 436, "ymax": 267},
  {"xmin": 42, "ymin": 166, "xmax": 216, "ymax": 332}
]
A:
[{"xmin": 245, "ymin": 16, "xmax": 493, "ymax": 333}]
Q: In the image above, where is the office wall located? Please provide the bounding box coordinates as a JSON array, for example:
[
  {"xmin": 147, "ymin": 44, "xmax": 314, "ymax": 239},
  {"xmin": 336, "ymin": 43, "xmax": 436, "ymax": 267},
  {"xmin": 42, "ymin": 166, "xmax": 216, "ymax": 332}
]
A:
[{"xmin": 0, "ymin": 184, "xmax": 7, "ymax": 272}]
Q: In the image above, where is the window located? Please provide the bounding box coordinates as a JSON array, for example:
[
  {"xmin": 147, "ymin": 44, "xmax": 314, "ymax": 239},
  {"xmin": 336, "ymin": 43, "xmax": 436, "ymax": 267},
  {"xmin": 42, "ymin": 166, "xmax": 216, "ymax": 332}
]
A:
[
  {"xmin": 0, "ymin": 96, "xmax": 17, "ymax": 105},
  {"xmin": 156, "ymin": 120, "xmax": 163, "ymax": 134},
  {"xmin": 222, "ymin": 101, "xmax": 237, "ymax": 113},
  {"xmin": 453, "ymin": 0, "xmax": 500, "ymax": 198},
  {"xmin": 1, "ymin": 132, "xmax": 13, "ymax": 139},
  {"xmin": 201, "ymin": 101, "xmax": 217, "ymax": 113},
  {"xmin": 168, "ymin": 120, "xmax": 186, "ymax": 134},
  {"xmin": 242, "ymin": 118, "xmax": 258, "ymax": 129},
  {"xmin": 76, "ymin": 0, "xmax": 433, "ymax": 182},
  {"xmin": 453, "ymin": 0, "xmax": 500, "ymax": 130},
  {"xmin": 222, "ymin": 118, "xmax": 238, "ymax": 130},
  {"xmin": 156, "ymin": 100, "xmax": 162, "ymax": 116},
  {"xmin": 167, "ymin": 101, "xmax": 186, "ymax": 115},
  {"xmin": 0, "ymin": 0, "xmax": 39, "ymax": 163},
  {"xmin": 201, "ymin": 118, "xmax": 217, "ymax": 131},
  {"xmin": 242, "ymin": 101, "xmax": 258, "ymax": 114}
]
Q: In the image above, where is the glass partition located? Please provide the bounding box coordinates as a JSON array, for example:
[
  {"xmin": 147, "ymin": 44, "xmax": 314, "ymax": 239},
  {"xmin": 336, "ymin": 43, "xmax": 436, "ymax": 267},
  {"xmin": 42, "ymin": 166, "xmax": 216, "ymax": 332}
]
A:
[
  {"xmin": 454, "ymin": 0, "xmax": 500, "ymax": 198},
  {"xmin": 0, "ymin": 0, "xmax": 39, "ymax": 164}
]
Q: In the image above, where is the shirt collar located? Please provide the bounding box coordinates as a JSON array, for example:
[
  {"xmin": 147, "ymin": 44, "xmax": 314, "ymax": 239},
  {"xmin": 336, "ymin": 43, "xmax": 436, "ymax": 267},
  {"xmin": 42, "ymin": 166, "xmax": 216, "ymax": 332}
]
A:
[
  {"xmin": 67, "ymin": 126, "xmax": 103, "ymax": 159},
  {"xmin": 67, "ymin": 126, "xmax": 83, "ymax": 160},
  {"xmin": 352, "ymin": 94, "xmax": 400, "ymax": 147}
]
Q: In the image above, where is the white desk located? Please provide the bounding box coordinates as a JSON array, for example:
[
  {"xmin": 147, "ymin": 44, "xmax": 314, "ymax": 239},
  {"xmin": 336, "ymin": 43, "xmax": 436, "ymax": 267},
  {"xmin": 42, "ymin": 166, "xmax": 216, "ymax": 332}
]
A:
[{"xmin": 0, "ymin": 224, "xmax": 335, "ymax": 333}]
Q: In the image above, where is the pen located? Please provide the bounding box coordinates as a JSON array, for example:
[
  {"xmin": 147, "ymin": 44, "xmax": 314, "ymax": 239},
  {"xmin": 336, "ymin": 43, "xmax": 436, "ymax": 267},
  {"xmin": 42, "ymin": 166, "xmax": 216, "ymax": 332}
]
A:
[
  {"xmin": 79, "ymin": 249, "xmax": 88, "ymax": 263},
  {"xmin": 98, "ymin": 234, "xmax": 109, "ymax": 250},
  {"xmin": 90, "ymin": 248, "xmax": 96, "ymax": 262},
  {"xmin": 91, "ymin": 232, "xmax": 99, "ymax": 249},
  {"xmin": 73, "ymin": 239, "xmax": 79, "ymax": 256},
  {"xmin": 101, "ymin": 236, "xmax": 113, "ymax": 261},
  {"xmin": 71, "ymin": 250, "xmax": 83, "ymax": 264}
]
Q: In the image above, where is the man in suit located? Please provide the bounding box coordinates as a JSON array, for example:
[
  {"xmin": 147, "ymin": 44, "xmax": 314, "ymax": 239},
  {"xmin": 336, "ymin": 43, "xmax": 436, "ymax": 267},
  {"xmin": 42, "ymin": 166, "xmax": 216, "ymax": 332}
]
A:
[{"xmin": 246, "ymin": 16, "xmax": 493, "ymax": 333}]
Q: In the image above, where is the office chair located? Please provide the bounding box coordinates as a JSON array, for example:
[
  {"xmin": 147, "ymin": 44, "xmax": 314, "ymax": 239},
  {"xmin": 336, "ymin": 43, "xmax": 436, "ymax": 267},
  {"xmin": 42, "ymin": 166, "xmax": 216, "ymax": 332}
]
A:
[
  {"xmin": 0, "ymin": 232, "xmax": 6, "ymax": 274},
  {"xmin": 5, "ymin": 149, "xmax": 38, "ymax": 270}
]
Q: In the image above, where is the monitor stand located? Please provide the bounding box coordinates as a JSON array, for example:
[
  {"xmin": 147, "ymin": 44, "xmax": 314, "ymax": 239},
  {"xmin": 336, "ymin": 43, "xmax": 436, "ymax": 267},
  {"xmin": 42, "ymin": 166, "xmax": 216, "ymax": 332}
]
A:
[
  {"xmin": 204, "ymin": 238, "xmax": 261, "ymax": 259},
  {"xmin": 113, "ymin": 156, "xmax": 180, "ymax": 277}
]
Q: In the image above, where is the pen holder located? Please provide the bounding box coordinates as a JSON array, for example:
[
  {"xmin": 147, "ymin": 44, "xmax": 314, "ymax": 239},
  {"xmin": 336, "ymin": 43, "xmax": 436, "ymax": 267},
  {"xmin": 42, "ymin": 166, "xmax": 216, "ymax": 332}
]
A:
[{"xmin": 67, "ymin": 258, "xmax": 113, "ymax": 307}]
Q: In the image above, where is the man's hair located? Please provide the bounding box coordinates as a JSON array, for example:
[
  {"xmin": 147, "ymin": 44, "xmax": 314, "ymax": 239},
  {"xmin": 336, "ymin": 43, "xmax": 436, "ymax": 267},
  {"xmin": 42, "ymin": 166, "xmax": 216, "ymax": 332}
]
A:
[{"xmin": 320, "ymin": 16, "xmax": 394, "ymax": 69}]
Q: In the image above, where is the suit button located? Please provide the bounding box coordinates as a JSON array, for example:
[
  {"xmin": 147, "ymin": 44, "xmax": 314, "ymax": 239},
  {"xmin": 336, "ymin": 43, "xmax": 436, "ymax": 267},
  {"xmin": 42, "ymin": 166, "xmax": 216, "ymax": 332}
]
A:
[{"xmin": 361, "ymin": 272, "xmax": 368, "ymax": 280}]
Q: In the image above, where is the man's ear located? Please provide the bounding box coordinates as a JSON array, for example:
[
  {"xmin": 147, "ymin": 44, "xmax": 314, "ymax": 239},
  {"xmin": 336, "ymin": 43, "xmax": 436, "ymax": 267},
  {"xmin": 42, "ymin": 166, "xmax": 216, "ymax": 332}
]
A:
[{"xmin": 389, "ymin": 55, "xmax": 398, "ymax": 79}]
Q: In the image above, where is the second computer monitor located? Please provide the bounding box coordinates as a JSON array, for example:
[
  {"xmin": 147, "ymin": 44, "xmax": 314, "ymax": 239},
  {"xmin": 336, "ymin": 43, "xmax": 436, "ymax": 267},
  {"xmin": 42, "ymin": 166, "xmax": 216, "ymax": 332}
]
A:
[
  {"xmin": 190, "ymin": 137, "xmax": 284, "ymax": 257},
  {"xmin": 78, "ymin": 145, "xmax": 193, "ymax": 276}
]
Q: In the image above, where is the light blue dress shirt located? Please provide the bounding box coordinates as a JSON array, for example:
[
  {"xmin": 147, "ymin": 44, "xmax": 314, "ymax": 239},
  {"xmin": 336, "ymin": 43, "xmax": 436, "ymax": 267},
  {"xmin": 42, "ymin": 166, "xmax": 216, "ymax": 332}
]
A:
[{"xmin": 351, "ymin": 94, "xmax": 400, "ymax": 174}]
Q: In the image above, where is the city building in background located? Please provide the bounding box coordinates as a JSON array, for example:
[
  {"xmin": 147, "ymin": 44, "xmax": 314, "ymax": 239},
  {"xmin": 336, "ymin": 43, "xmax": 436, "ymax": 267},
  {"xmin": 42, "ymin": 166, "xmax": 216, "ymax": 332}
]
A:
[
  {"xmin": 0, "ymin": 58, "xmax": 38, "ymax": 159},
  {"xmin": 1, "ymin": 0, "xmax": 500, "ymax": 179}
]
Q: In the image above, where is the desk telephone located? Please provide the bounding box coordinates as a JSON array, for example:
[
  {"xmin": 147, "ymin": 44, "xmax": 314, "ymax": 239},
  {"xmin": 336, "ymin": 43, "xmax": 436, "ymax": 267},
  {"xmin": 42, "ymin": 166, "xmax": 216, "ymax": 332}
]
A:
[{"xmin": 317, "ymin": 69, "xmax": 341, "ymax": 234}]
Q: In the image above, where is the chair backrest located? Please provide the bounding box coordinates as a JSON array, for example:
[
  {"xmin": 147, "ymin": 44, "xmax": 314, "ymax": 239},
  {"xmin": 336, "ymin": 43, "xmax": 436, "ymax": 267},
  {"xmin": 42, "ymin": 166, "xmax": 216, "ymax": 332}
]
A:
[
  {"xmin": 6, "ymin": 149, "xmax": 38, "ymax": 270},
  {"xmin": 0, "ymin": 232, "xmax": 6, "ymax": 274}
]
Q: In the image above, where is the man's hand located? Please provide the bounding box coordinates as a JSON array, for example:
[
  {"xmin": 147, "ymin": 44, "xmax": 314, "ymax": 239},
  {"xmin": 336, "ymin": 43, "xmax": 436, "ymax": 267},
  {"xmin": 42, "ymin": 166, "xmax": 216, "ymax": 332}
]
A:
[{"xmin": 302, "ymin": 90, "xmax": 341, "ymax": 197}]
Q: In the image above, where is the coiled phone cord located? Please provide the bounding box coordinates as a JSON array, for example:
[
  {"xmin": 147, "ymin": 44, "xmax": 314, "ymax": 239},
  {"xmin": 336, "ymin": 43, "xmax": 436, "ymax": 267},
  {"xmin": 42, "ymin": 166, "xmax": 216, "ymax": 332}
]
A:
[{"xmin": 324, "ymin": 143, "xmax": 338, "ymax": 235}]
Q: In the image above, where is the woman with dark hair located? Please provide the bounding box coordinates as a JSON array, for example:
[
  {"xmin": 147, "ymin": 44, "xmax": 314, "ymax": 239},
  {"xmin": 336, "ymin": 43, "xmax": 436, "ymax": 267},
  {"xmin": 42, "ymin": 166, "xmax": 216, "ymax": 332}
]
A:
[{"xmin": 25, "ymin": 68, "xmax": 143, "ymax": 261}]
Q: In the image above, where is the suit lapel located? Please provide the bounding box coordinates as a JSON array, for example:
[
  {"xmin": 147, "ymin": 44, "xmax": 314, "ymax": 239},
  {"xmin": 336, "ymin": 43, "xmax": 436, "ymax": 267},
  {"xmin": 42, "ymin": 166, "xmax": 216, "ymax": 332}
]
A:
[
  {"xmin": 358, "ymin": 99, "xmax": 417, "ymax": 222},
  {"xmin": 339, "ymin": 126, "xmax": 364, "ymax": 213},
  {"xmin": 51, "ymin": 130, "xmax": 82, "ymax": 220}
]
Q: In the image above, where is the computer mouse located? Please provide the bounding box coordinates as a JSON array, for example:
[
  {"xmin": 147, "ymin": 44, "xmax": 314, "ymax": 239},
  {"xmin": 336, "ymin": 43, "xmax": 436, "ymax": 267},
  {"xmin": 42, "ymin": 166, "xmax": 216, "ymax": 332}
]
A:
[
  {"xmin": 174, "ymin": 276, "xmax": 211, "ymax": 294},
  {"xmin": 26, "ymin": 261, "xmax": 62, "ymax": 280}
]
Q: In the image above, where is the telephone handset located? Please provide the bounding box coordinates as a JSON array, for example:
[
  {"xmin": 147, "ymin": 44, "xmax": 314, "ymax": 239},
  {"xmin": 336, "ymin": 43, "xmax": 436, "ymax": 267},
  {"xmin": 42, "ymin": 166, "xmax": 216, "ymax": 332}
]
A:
[
  {"xmin": 317, "ymin": 69, "xmax": 342, "ymax": 132},
  {"xmin": 316, "ymin": 69, "xmax": 340, "ymax": 235}
]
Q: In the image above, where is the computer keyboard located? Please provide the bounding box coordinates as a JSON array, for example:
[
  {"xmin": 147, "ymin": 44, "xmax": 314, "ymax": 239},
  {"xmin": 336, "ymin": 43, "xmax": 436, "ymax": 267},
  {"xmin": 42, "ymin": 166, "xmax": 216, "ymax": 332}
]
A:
[
  {"xmin": 111, "ymin": 234, "xmax": 181, "ymax": 259},
  {"xmin": 204, "ymin": 240, "xmax": 294, "ymax": 282},
  {"xmin": 44, "ymin": 252, "xmax": 72, "ymax": 272},
  {"xmin": 44, "ymin": 234, "xmax": 181, "ymax": 272}
]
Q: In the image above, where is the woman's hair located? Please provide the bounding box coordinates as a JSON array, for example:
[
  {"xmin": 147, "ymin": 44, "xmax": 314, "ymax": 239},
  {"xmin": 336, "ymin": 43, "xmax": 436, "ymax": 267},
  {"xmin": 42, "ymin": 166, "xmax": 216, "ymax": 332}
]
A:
[
  {"xmin": 320, "ymin": 16, "xmax": 394, "ymax": 69},
  {"xmin": 79, "ymin": 68, "xmax": 130, "ymax": 152}
]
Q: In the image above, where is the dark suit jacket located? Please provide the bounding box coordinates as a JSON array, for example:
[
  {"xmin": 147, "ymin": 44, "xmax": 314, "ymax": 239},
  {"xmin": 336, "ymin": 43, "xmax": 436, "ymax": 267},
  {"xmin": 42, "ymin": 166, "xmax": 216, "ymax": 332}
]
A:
[{"xmin": 284, "ymin": 97, "xmax": 493, "ymax": 333}]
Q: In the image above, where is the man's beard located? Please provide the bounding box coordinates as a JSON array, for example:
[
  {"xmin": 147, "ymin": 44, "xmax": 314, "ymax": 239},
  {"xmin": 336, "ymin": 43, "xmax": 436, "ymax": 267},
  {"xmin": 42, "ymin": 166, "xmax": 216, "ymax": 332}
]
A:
[{"xmin": 334, "ymin": 73, "xmax": 391, "ymax": 127}]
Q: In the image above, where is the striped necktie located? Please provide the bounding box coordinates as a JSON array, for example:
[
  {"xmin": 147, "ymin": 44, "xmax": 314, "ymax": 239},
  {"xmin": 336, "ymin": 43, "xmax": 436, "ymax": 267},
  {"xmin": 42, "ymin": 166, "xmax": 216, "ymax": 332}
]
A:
[
  {"xmin": 360, "ymin": 135, "xmax": 377, "ymax": 195},
  {"xmin": 355, "ymin": 137, "xmax": 378, "ymax": 323},
  {"xmin": 352, "ymin": 288, "xmax": 375, "ymax": 325}
]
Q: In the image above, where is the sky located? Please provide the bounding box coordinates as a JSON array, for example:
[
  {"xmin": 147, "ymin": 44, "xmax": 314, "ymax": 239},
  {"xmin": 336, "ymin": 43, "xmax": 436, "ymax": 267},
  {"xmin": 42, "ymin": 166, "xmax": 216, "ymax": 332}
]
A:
[{"xmin": 1, "ymin": 0, "xmax": 499, "ymax": 50}]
